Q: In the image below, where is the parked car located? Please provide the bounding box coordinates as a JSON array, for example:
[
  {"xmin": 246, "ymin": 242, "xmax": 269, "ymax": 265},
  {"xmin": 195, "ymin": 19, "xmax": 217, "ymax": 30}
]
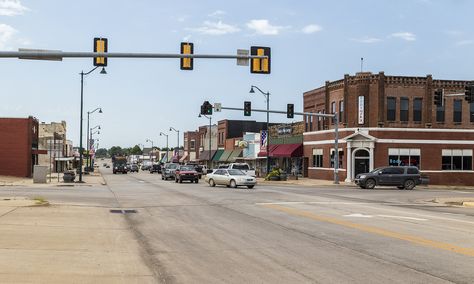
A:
[
  {"xmin": 354, "ymin": 166, "xmax": 422, "ymax": 190},
  {"xmin": 175, "ymin": 165, "xmax": 199, "ymax": 183},
  {"xmin": 218, "ymin": 163, "xmax": 256, "ymax": 177},
  {"xmin": 205, "ymin": 169, "xmax": 257, "ymax": 189},
  {"xmin": 162, "ymin": 163, "xmax": 179, "ymax": 180},
  {"xmin": 149, "ymin": 164, "xmax": 161, "ymax": 174},
  {"xmin": 186, "ymin": 163, "xmax": 204, "ymax": 179},
  {"xmin": 129, "ymin": 164, "xmax": 139, "ymax": 173},
  {"xmin": 141, "ymin": 164, "xmax": 150, "ymax": 171}
]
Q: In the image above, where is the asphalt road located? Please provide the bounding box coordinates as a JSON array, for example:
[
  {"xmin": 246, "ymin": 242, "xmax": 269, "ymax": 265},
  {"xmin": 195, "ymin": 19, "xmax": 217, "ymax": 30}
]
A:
[{"xmin": 3, "ymin": 167, "xmax": 474, "ymax": 283}]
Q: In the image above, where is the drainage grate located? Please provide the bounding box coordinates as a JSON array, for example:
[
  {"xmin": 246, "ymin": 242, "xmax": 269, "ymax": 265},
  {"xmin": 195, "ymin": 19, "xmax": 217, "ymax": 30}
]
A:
[{"xmin": 109, "ymin": 209, "xmax": 138, "ymax": 214}]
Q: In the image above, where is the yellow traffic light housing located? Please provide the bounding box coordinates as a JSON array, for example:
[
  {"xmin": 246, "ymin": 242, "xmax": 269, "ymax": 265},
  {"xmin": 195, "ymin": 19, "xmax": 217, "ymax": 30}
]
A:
[
  {"xmin": 180, "ymin": 42, "xmax": 194, "ymax": 70},
  {"xmin": 93, "ymin": 37, "xmax": 108, "ymax": 67},
  {"xmin": 250, "ymin": 46, "xmax": 271, "ymax": 74}
]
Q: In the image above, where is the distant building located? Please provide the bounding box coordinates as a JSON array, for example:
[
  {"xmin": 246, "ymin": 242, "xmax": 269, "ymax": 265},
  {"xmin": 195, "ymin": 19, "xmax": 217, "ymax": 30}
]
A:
[
  {"xmin": 0, "ymin": 116, "xmax": 45, "ymax": 177},
  {"xmin": 38, "ymin": 121, "xmax": 73, "ymax": 173},
  {"xmin": 303, "ymin": 72, "xmax": 474, "ymax": 185}
]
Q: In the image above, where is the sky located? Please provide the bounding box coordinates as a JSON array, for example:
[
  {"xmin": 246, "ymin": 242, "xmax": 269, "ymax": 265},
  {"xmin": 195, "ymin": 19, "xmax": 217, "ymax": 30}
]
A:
[{"xmin": 1, "ymin": 0, "xmax": 474, "ymax": 149}]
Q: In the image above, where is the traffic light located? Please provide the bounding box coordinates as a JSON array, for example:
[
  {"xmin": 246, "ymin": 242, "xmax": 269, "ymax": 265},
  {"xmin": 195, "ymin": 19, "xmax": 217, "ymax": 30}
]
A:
[
  {"xmin": 180, "ymin": 42, "xmax": 194, "ymax": 70},
  {"xmin": 287, "ymin": 104, "xmax": 294, "ymax": 118},
  {"xmin": 250, "ymin": 46, "xmax": 271, "ymax": 74},
  {"xmin": 434, "ymin": 89, "xmax": 443, "ymax": 107},
  {"xmin": 93, "ymin": 37, "xmax": 108, "ymax": 67},
  {"xmin": 465, "ymin": 85, "xmax": 473, "ymax": 104},
  {"xmin": 200, "ymin": 101, "xmax": 212, "ymax": 115},
  {"xmin": 244, "ymin": 101, "xmax": 251, "ymax": 116}
]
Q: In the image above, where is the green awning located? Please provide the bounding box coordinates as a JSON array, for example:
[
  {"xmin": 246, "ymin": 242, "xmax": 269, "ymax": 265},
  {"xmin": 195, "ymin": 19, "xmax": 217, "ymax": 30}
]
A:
[
  {"xmin": 219, "ymin": 150, "xmax": 233, "ymax": 162},
  {"xmin": 212, "ymin": 149, "xmax": 224, "ymax": 161},
  {"xmin": 227, "ymin": 149, "xmax": 243, "ymax": 162}
]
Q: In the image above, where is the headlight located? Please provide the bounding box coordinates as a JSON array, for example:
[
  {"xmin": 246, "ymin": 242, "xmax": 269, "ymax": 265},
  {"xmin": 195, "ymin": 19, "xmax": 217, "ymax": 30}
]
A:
[
  {"xmin": 115, "ymin": 167, "xmax": 118, "ymax": 169},
  {"xmin": 359, "ymin": 175, "xmax": 366, "ymax": 179}
]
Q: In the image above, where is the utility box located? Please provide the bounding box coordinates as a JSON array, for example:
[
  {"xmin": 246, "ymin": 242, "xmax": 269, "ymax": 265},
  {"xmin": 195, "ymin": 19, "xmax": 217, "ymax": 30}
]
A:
[{"xmin": 33, "ymin": 165, "xmax": 48, "ymax": 183}]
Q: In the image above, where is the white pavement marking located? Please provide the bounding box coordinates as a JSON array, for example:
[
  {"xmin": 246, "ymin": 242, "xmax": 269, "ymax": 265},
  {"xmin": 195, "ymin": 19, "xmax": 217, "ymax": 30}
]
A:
[
  {"xmin": 343, "ymin": 213, "xmax": 373, "ymax": 218},
  {"xmin": 453, "ymin": 191, "xmax": 474, "ymax": 194},
  {"xmin": 376, "ymin": 215, "xmax": 428, "ymax": 221},
  {"xmin": 256, "ymin": 201, "xmax": 374, "ymax": 206}
]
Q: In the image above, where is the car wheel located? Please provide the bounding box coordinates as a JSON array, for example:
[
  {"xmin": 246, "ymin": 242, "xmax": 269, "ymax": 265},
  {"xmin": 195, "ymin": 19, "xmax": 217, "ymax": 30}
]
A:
[
  {"xmin": 209, "ymin": 179, "xmax": 216, "ymax": 187},
  {"xmin": 404, "ymin": 179, "xmax": 415, "ymax": 190},
  {"xmin": 230, "ymin": 180, "xmax": 237, "ymax": 188},
  {"xmin": 195, "ymin": 179, "xmax": 199, "ymax": 183},
  {"xmin": 161, "ymin": 176, "xmax": 164, "ymax": 180},
  {"xmin": 247, "ymin": 185, "xmax": 254, "ymax": 189},
  {"xmin": 365, "ymin": 179, "xmax": 376, "ymax": 189}
]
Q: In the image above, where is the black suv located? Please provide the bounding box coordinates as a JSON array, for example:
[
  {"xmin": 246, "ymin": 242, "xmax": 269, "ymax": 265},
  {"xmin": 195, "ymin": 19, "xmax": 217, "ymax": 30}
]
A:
[
  {"xmin": 354, "ymin": 166, "xmax": 421, "ymax": 190},
  {"xmin": 149, "ymin": 164, "xmax": 161, "ymax": 174}
]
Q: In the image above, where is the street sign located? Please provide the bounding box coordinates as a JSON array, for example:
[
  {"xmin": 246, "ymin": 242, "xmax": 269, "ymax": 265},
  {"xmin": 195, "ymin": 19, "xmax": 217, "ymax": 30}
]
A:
[
  {"xmin": 214, "ymin": 103, "xmax": 222, "ymax": 112},
  {"xmin": 237, "ymin": 49, "xmax": 249, "ymax": 66}
]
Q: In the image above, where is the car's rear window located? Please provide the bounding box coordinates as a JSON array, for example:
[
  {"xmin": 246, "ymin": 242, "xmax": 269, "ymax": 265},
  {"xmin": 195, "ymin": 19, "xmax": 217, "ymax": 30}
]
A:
[{"xmin": 232, "ymin": 164, "xmax": 249, "ymax": 170}]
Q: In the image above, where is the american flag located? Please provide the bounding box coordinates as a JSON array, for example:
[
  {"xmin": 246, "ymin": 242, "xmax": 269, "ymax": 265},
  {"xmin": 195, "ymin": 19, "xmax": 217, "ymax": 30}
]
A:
[{"xmin": 260, "ymin": 130, "xmax": 267, "ymax": 150}]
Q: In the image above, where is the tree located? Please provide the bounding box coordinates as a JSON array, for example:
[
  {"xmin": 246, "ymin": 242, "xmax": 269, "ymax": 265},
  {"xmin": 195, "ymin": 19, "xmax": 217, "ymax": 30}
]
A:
[
  {"xmin": 95, "ymin": 148, "xmax": 108, "ymax": 158},
  {"xmin": 131, "ymin": 145, "xmax": 143, "ymax": 155},
  {"xmin": 108, "ymin": 146, "xmax": 123, "ymax": 157}
]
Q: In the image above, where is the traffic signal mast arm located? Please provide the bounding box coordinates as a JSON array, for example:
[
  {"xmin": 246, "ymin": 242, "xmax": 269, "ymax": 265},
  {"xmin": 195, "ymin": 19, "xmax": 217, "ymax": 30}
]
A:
[
  {"xmin": 219, "ymin": 106, "xmax": 336, "ymax": 118},
  {"xmin": 0, "ymin": 50, "xmax": 268, "ymax": 60}
]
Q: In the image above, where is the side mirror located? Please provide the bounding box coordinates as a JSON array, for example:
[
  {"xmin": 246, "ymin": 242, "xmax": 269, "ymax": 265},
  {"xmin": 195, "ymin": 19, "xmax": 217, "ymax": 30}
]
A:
[{"xmin": 378, "ymin": 171, "xmax": 383, "ymax": 175}]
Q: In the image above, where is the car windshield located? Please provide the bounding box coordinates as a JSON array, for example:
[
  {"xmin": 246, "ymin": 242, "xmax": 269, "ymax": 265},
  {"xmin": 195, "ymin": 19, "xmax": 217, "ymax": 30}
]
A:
[
  {"xmin": 168, "ymin": 164, "xmax": 177, "ymax": 169},
  {"xmin": 228, "ymin": 169, "xmax": 246, "ymax": 176},
  {"xmin": 180, "ymin": 166, "xmax": 194, "ymax": 171}
]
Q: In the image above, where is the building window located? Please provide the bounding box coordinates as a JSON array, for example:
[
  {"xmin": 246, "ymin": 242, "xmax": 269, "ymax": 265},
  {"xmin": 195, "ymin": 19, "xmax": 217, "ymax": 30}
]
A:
[
  {"xmin": 436, "ymin": 104, "xmax": 445, "ymax": 123},
  {"xmin": 471, "ymin": 103, "xmax": 474, "ymax": 123},
  {"xmin": 387, "ymin": 97, "xmax": 396, "ymax": 121},
  {"xmin": 304, "ymin": 115, "xmax": 308, "ymax": 132},
  {"xmin": 400, "ymin": 97, "xmax": 409, "ymax": 122},
  {"xmin": 312, "ymin": 149, "xmax": 323, "ymax": 167},
  {"xmin": 309, "ymin": 115, "xmax": 313, "ymax": 131},
  {"xmin": 413, "ymin": 98, "xmax": 422, "ymax": 122},
  {"xmin": 339, "ymin": 101, "xmax": 344, "ymax": 123},
  {"xmin": 388, "ymin": 148, "xmax": 420, "ymax": 168},
  {"xmin": 190, "ymin": 140, "xmax": 195, "ymax": 150},
  {"xmin": 330, "ymin": 148, "xmax": 344, "ymax": 168},
  {"xmin": 331, "ymin": 102, "xmax": 336, "ymax": 124},
  {"xmin": 453, "ymin": 99, "xmax": 462, "ymax": 123},
  {"xmin": 442, "ymin": 149, "xmax": 472, "ymax": 170},
  {"xmin": 317, "ymin": 111, "xmax": 322, "ymax": 130}
]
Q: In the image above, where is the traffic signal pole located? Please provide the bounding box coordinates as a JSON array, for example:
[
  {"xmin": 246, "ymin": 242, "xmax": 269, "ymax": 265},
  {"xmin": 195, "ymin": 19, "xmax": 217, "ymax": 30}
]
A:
[{"xmin": 218, "ymin": 106, "xmax": 340, "ymax": 184}]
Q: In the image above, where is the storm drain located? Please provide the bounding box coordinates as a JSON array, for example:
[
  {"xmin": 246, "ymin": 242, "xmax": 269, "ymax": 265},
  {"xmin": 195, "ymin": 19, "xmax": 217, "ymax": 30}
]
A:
[{"xmin": 109, "ymin": 209, "xmax": 138, "ymax": 214}]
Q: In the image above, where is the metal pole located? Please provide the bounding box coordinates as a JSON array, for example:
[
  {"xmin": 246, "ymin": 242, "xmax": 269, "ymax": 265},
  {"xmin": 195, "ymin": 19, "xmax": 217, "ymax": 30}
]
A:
[
  {"xmin": 334, "ymin": 113, "xmax": 339, "ymax": 184},
  {"xmin": 78, "ymin": 72, "xmax": 84, "ymax": 182},
  {"xmin": 49, "ymin": 136, "xmax": 52, "ymax": 183},
  {"xmin": 177, "ymin": 131, "xmax": 180, "ymax": 163},
  {"xmin": 209, "ymin": 116, "xmax": 212, "ymax": 169},
  {"xmin": 266, "ymin": 93, "xmax": 270, "ymax": 176},
  {"xmin": 166, "ymin": 136, "xmax": 169, "ymax": 163},
  {"xmin": 86, "ymin": 112, "xmax": 90, "ymax": 171}
]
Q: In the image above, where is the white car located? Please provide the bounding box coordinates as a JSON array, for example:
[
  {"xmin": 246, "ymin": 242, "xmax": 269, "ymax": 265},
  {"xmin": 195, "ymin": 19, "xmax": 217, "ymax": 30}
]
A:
[{"xmin": 205, "ymin": 169, "xmax": 257, "ymax": 189}]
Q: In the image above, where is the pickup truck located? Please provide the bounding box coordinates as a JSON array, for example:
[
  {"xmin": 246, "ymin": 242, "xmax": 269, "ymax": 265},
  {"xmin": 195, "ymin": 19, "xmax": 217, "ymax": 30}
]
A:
[
  {"xmin": 218, "ymin": 163, "xmax": 256, "ymax": 177},
  {"xmin": 112, "ymin": 156, "xmax": 128, "ymax": 174}
]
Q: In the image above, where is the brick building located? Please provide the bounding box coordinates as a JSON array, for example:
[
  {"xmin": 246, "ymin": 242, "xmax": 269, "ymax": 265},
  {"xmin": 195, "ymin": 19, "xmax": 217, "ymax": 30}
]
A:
[
  {"xmin": 183, "ymin": 131, "xmax": 199, "ymax": 162},
  {"xmin": 0, "ymin": 116, "xmax": 45, "ymax": 177},
  {"xmin": 303, "ymin": 72, "xmax": 474, "ymax": 185}
]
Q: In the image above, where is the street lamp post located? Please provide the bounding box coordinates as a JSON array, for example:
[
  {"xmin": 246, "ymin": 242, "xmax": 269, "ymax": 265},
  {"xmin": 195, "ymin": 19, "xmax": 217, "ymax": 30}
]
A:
[
  {"xmin": 169, "ymin": 127, "xmax": 180, "ymax": 163},
  {"xmin": 250, "ymin": 85, "xmax": 270, "ymax": 176},
  {"xmin": 86, "ymin": 107, "xmax": 102, "ymax": 170},
  {"xmin": 160, "ymin": 132, "xmax": 169, "ymax": 163},
  {"xmin": 198, "ymin": 114, "xmax": 212, "ymax": 168},
  {"xmin": 146, "ymin": 139, "xmax": 154, "ymax": 164},
  {"xmin": 89, "ymin": 127, "xmax": 100, "ymax": 170},
  {"xmin": 78, "ymin": 67, "xmax": 106, "ymax": 183}
]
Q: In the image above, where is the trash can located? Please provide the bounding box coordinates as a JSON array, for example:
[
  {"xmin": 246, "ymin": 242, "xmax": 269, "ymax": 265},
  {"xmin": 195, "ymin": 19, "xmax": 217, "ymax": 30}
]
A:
[{"xmin": 63, "ymin": 171, "xmax": 76, "ymax": 183}]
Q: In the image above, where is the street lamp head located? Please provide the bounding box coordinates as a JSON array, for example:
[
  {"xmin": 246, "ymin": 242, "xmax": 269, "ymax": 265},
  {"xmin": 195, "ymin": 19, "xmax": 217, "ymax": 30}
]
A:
[
  {"xmin": 100, "ymin": 67, "xmax": 107, "ymax": 74},
  {"xmin": 98, "ymin": 108, "xmax": 103, "ymax": 114},
  {"xmin": 198, "ymin": 114, "xmax": 202, "ymax": 118},
  {"xmin": 249, "ymin": 86, "xmax": 255, "ymax": 94},
  {"xmin": 98, "ymin": 126, "xmax": 101, "ymax": 130}
]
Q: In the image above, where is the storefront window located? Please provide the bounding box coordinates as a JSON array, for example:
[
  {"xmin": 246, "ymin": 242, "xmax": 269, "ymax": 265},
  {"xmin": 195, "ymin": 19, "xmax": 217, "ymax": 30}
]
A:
[
  {"xmin": 388, "ymin": 148, "xmax": 420, "ymax": 168},
  {"xmin": 330, "ymin": 149, "xmax": 344, "ymax": 168},
  {"xmin": 442, "ymin": 149, "xmax": 472, "ymax": 170}
]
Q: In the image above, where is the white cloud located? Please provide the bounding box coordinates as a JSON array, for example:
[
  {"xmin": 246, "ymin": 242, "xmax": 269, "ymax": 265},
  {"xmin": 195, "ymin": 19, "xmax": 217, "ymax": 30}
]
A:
[
  {"xmin": 0, "ymin": 23, "xmax": 17, "ymax": 49},
  {"xmin": 351, "ymin": 36, "xmax": 382, "ymax": 43},
  {"xmin": 246, "ymin": 19, "xmax": 287, "ymax": 35},
  {"xmin": 208, "ymin": 10, "xmax": 226, "ymax": 18},
  {"xmin": 186, "ymin": 21, "xmax": 240, "ymax": 35},
  {"xmin": 455, "ymin": 40, "xmax": 474, "ymax": 46},
  {"xmin": 0, "ymin": 0, "xmax": 28, "ymax": 16},
  {"xmin": 301, "ymin": 24, "xmax": 322, "ymax": 34},
  {"xmin": 391, "ymin": 32, "xmax": 416, "ymax": 41}
]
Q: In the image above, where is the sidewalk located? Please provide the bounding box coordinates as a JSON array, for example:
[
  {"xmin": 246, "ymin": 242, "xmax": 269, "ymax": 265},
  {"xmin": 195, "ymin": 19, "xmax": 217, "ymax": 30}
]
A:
[
  {"xmin": 0, "ymin": 170, "xmax": 106, "ymax": 188},
  {"xmin": 0, "ymin": 197, "xmax": 154, "ymax": 283}
]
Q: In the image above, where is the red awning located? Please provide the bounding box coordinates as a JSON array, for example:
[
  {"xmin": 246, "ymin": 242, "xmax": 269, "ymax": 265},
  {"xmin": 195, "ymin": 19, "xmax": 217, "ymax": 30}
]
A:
[
  {"xmin": 257, "ymin": 145, "xmax": 279, "ymax": 157},
  {"xmin": 32, "ymin": 149, "xmax": 48, "ymax": 155},
  {"xmin": 271, "ymin": 144, "xmax": 303, "ymax": 158}
]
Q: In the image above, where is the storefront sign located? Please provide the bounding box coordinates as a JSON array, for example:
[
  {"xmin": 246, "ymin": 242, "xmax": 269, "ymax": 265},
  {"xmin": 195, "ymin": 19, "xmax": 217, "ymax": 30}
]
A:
[{"xmin": 358, "ymin": 96, "xmax": 364, "ymax": 124}]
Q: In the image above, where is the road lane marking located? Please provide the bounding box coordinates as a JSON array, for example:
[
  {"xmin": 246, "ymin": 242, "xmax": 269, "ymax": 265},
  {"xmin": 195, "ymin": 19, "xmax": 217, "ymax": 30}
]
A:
[
  {"xmin": 344, "ymin": 213, "xmax": 373, "ymax": 218},
  {"xmin": 377, "ymin": 215, "xmax": 428, "ymax": 221},
  {"xmin": 262, "ymin": 204, "xmax": 474, "ymax": 257},
  {"xmin": 256, "ymin": 201, "xmax": 375, "ymax": 205}
]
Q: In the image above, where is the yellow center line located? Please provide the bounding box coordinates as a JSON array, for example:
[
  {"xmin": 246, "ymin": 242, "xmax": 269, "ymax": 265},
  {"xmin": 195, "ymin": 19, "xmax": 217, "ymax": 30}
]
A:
[{"xmin": 262, "ymin": 204, "xmax": 474, "ymax": 257}]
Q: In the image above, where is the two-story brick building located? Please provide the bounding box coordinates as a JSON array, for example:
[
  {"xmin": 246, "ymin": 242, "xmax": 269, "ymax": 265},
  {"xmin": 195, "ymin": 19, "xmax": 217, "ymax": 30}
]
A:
[{"xmin": 303, "ymin": 72, "xmax": 474, "ymax": 185}]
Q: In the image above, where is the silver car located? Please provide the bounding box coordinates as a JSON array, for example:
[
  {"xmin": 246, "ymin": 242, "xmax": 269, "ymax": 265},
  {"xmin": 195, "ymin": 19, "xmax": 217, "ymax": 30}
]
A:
[{"xmin": 205, "ymin": 169, "xmax": 257, "ymax": 189}]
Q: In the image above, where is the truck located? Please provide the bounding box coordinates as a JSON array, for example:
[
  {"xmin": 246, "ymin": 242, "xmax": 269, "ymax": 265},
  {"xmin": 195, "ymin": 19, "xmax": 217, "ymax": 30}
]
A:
[
  {"xmin": 218, "ymin": 163, "xmax": 256, "ymax": 177},
  {"xmin": 112, "ymin": 156, "xmax": 128, "ymax": 174}
]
